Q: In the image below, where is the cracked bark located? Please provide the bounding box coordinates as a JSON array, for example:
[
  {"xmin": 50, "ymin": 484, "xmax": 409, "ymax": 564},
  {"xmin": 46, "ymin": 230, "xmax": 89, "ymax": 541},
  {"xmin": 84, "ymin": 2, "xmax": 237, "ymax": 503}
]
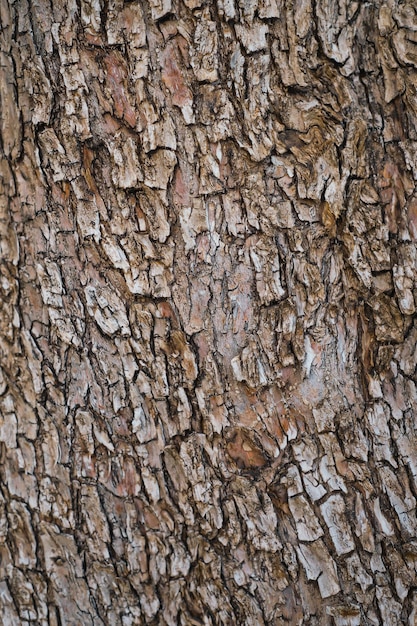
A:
[{"xmin": 1, "ymin": 0, "xmax": 417, "ymax": 624}]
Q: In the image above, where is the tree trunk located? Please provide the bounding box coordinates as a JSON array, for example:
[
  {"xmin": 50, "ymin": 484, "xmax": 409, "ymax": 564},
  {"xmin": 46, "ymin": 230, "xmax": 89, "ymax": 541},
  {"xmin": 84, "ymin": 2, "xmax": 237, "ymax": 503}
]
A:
[{"xmin": 1, "ymin": 0, "xmax": 417, "ymax": 624}]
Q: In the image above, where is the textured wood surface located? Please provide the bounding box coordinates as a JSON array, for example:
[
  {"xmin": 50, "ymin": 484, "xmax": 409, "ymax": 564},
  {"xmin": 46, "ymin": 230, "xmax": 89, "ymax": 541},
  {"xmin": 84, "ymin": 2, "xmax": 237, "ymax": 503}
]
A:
[{"xmin": 1, "ymin": 0, "xmax": 417, "ymax": 624}]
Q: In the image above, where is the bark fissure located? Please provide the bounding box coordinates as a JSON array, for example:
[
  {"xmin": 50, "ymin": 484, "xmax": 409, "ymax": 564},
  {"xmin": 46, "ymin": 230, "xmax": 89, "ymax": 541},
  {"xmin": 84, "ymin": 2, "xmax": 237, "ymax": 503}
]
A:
[{"xmin": 2, "ymin": 0, "xmax": 417, "ymax": 624}]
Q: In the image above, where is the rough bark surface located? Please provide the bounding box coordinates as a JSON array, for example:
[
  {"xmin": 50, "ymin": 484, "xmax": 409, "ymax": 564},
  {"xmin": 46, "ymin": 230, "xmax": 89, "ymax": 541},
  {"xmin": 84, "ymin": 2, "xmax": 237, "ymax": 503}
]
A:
[{"xmin": 1, "ymin": 0, "xmax": 417, "ymax": 624}]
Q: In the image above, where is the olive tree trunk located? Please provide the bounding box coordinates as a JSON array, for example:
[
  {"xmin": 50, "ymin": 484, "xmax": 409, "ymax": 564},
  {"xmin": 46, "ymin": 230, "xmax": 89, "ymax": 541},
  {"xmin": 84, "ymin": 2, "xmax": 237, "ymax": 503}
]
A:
[{"xmin": 1, "ymin": 0, "xmax": 417, "ymax": 624}]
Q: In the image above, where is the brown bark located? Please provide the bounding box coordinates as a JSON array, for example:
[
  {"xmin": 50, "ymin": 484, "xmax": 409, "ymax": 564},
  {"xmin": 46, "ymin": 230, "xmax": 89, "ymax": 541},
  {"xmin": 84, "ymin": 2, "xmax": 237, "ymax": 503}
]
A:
[{"xmin": 1, "ymin": 0, "xmax": 417, "ymax": 624}]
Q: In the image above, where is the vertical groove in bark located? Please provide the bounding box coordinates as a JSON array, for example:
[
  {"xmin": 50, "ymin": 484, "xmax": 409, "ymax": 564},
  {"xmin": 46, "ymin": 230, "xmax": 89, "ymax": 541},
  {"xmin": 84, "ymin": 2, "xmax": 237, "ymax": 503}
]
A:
[{"xmin": 1, "ymin": 0, "xmax": 417, "ymax": 624}]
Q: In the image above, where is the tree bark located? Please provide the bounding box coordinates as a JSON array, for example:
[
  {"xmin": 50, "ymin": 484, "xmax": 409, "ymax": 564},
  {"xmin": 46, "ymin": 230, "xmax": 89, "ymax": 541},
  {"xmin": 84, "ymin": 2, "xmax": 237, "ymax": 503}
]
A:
[{"xmin": 1, "ymin": 0, "xmax": 417, "ymax": 624}]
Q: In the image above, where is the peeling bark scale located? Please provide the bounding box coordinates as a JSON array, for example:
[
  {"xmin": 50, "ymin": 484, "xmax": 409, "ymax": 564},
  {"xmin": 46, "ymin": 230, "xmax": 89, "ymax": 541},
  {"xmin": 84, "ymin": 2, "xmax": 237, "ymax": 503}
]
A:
[{"xmin": 1, "ymin": 0, "xmax": 417, "ymax": 624}]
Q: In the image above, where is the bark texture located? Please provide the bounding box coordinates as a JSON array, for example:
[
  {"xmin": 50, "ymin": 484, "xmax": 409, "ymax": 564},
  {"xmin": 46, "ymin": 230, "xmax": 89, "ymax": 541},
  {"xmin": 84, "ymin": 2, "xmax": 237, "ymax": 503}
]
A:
[{"xmin": 1, "ymin": 0, "xmax": 417, "ymax": 624}]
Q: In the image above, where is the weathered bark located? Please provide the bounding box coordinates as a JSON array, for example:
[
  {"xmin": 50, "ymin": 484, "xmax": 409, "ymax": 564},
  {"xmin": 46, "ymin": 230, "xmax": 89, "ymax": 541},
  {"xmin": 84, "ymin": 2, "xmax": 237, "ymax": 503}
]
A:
[{"xmin": 1, "ymin": 0, "xmax": 417, "ymax": 624}]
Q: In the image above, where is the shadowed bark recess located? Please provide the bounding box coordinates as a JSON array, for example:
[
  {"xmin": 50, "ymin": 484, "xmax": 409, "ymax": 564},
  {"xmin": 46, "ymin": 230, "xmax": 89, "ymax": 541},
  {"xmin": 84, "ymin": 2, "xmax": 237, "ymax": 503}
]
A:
[{"xmin": 1, "ymin": 0, "xmax": 417, "ymax": 624}]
